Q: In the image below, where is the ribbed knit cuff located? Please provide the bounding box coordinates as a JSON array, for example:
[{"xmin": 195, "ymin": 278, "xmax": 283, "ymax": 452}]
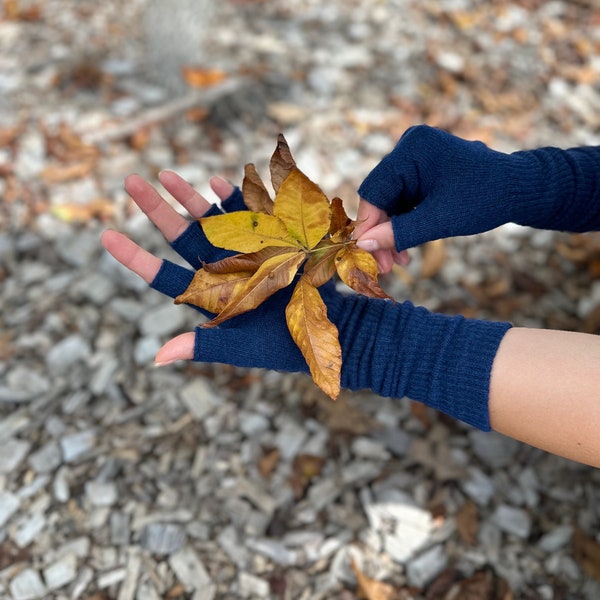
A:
[
  {"xmin": 337, "ymin": 297, "xmax": 512, "ymax": 431},
  {"xmin": 509, "ymin": 146, "xmax": 600, "ymax": 232}
]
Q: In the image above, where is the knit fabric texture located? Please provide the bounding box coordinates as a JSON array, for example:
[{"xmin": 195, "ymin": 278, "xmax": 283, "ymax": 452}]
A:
[
  {"xmin": 149, "ymin": 184, "xmax": 512, "ymax": 431},
  {"xmin": 358, "ymin": 125, "xmax": 600, "ymax": 250}
]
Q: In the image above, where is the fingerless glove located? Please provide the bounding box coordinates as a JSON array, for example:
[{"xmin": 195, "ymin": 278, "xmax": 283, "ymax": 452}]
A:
[
  {"xmin": 358, "ymin": 125, "xmax": 600, "ymax": 250},
  {"xmin": 150, "ymin": 186, "xmax": 512, "ymax": 431}
]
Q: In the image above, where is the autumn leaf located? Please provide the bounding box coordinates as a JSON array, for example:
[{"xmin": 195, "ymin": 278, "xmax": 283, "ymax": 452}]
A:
[
  {"xmin": 202, "ymin": 247, "xmax": 290, "ymax": 274},
  {"xmin": 329, "ymin": 196, "xmax": 354, "ymax": 240},
  {"xmin": 242, "ymin": 163, "xmax": 274, "ymax": 215},
  {"xmin": 303, "ymin": 241, "xmax": 339, "ymax": 288},
  {"xmin": 286, "ymin": 277, "xmax": 342, "ymax": 399},
  {"xmin": 206, "ymin": 250, "xmax": 306, "ymax": 327},
  {"xmin": 199, "ymin": 211, "xmax": 300, "ymax": 253},
  {"xmin": 273, "ymin": 167, "xmax": 331, "ymax": 250},
  {"xmin": 456, "ymin": 500, "xmax": 479, "ymax": 546},
  {"xmin": 177, "ymin": 133, "xmax": 393, "ymax": 400},
  {"xmin": 258, "ymin": 447, "xmax": 280, "ymax": 479},
  {"xmin": 182, "ymin": 66, "xmax": 227, "ymax": 87},
  {"xmin": 350, "ymin": 559, "xmax": 398, "ymax": 600},
  {"xmin": 175, "ymin": 269, "xmax": 255, "ymax": 314},
  {"xmin": 270, "ymin": 133, "xmax": 296, "ymax": 194},
  {"xmin": 335, "ymin": 245, "xmax": 392, "ymax": 299},
  {"xmin": 573, "ymin": 525, "xmax": 600, "ymax": 580}
]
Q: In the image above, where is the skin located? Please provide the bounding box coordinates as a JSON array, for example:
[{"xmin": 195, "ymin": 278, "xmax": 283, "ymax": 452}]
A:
[{"xmin": 102, "ymin": 173, "xmax": 600, "ymax": 468}]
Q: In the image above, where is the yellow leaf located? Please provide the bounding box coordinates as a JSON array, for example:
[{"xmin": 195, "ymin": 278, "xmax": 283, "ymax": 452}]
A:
[
  {"xmin": 285, "ymin": 277, "xmax": 342, "ymax": 400},
  {"xmin": 303, "ymin": 241, "xmax": 339, "ymax": 288},
  {"xmin": 274, "ymin": 168, "xmax": 331, "ymax": 250},
  {"xmin": 335, "ymin": 245, "xmax": 392, "ymax": 300},
  {"xmin": 206, "ymin": 250, "xmax": 306, "ymax": 326},
  {"xmin": 200, "ymin": 211, "xmax": 300, "ymax": 253},
  {"xmin": 270, "ymin": 133, "xmax": 296, "ymax": 194},
  {"xmin": 175, "ymin": 269, "xmax": 254, "ymax": 313},
  {"xmin": 242, "ymin": 163, "xmax": 274, "ymax": 215}
]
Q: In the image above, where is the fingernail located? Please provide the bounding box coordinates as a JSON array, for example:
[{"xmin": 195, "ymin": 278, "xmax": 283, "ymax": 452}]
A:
[
  {"xmin": 155, "ymin": 359, "xmax": 178, "ymax": 367},
  {"xmin": 356, "ymin": 239, "xmax": 379, "ymax": 252}
]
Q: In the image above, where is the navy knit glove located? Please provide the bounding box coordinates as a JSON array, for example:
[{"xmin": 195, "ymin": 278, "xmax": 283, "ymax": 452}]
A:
[
  {"xmin": 358, "ymin": 125, "xmax": 600, "ymax": 250},
  {"xmin": 150, "ymin": 186, "xmax": 512, "ymax": 431}
]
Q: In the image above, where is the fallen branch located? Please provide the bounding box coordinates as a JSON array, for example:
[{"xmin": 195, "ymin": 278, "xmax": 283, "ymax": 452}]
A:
[{"xmin": 80, "ymin": 77, "xmax": 246, "ymax": 146}]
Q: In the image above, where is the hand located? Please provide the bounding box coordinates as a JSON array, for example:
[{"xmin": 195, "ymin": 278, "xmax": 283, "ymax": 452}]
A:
[
  {"xmin": 355, "ymin": 125, "xmax": 600, "ymax": 260},
  {"xmin": 353, "ymin": 201, "xmax": 410, "ymax": 274},
  {"xmin": 101, "ymin": 171, "xmax": 336, "ymax": 372},
  {"xmin": 102, "ymin": 171, "xmax": 513, "ymax": 431},
  {"xmin": 101, "ymin": 171, "xmax": 243, "ymax": 364}
]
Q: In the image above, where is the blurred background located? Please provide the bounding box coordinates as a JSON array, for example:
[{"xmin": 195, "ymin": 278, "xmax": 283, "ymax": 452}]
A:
[{"xmin": 1, "ymin": 0, "xmax": 600, "ymax": 598}]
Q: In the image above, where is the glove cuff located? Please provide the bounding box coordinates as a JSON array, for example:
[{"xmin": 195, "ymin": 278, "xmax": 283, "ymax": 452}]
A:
[
  {"xmin": 509, "ymin": 146, "xmax": 600, "ymax": 232},
  {"xmin": 337, "ymin": 297, "xmax": 512, "ymax": 430}
]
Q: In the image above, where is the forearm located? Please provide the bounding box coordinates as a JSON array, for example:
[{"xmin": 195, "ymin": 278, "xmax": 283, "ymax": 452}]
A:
[
  {"xmin": 489, "ymin": 327, "xmax": 600, "ymax": 467},
  {"xmin": 510, "ymin": 145, "xmax": 600, "ymax": 232}
]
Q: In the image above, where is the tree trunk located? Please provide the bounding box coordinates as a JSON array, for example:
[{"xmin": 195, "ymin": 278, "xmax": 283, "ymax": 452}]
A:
[{"xmin": 142, "ymin": 0, "xmax": 216, "ymax": 94}]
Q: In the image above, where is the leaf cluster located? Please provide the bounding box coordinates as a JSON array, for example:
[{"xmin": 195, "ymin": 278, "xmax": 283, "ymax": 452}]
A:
[{"xmin": 176, "ymin": 134, "xmax": 391, "ymax": 399}]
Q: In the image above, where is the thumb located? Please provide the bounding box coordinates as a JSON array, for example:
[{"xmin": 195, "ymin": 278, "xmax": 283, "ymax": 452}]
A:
[
  {"xmin": 155, "ymin": 332, "xmax": 195, "ymax": 366},
  {"xmin": 356, "ymin": 221, "xmax": 396, "ymax": 252}
]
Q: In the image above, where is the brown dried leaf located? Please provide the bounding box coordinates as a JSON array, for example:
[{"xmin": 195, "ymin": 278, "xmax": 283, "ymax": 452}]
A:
[
  {"xmin": 206, "ymin": 250, "xmax": 306, "ymax": 327},
  {"xmin": 41, "ymin": 159, "xmax": 96, "ymax": 183},
  {"xmin": 329, "ymin": 196, "xmax": 354, "ymax": 239},
  {"xmin": 175, "ymin": 269, "xmax": 255, "ymax": 313},
  {"xmin": 335, "ymin": 245, "xmax": 392, "ymax": 299},
  {"xmin": 44, "ymin": 122, "xmax": 98, "ymax": 162},
  {"xmin": 310, "ymin": 392, "xmax": 377, "ymax": 435},
  {"xmin": 293, "ymin": 453, "xmax": 326, "ymax": 479},
  {"xmin": 258, "ymin": 447, "xmax": 280, "ymax": 479},
  {"xmin": 274, "ymin": 168, "xmax": 331, "ymax": 250},
  {"xmin": 242, "ymin": 163, "xmax": 274, "ymax": 215},
  {"xmin": 0, "ymin": 123, "xmax": 23, "ymax": 148},
  {"xmin": 200, "ymin": 211, "xmax": 301, "ymax": 253},
  {"xmin": 421, "ymin": 239, "xmax": 446, "ymax": 279},
  {"xmin": 50, "ymin": 198, "xmax": 115, "ymax": 223},
  {"xmin": 203, "ymin": 247, "xmax": 290, "ymax": 275},
  {"xmin": 270, "ymin": 133, "xmax": 296, "ymax": 194},
  {"xmin": 182, "ymin": 66, "xmax": 227, "ymax": 87},
  {"xmin": 303, "ymin": 241, "xmax": 339, "ymax": 288},
  {"xmin": 290, "ymin": 453, "xmax": 326, "ymax": 499},
  {"xmin": 573, "ymin": 525, "xmax": 600, "ymax": 580},
  {"xmin": 351, "ymin": 559, "xmax": 398, "ymax": 600},
  {"xmin": 456, "ymin": 500, "xmax": 479, "ymax": 546},
  {"xmin": 286, "ymin": 277, "xmax": 342, "ymax": 400}
]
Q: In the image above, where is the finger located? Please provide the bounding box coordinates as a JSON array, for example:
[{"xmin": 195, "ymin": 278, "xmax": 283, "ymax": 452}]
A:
[
  {"xmin": 354, "ymin": 200, "xmax": 387, "ymax": 239},
  {"xmin": 101, "ymin": 229, "xmax": 162, "ymax": 284},
  {"xmin": 374, "ymin": 249, "xmax": 394, "ymax": 274},
  {"xmin": 125, "ymin": 174, "xmax": 190, "ymax": 242},
  {"xmin": 355, "ymin": 221, "xmax": 396, "ymax": 252},
  {"xmin": 209, "ymin": 176, "xmax": 235, "ymax": 202},
  {"xmin": 155, "ymin": 332, "xmax": 195, "ymax": 366},
  {"xmin": 159, "ymin": 170, "xmax": 214, "ymax": 218},
  {"xmin": 393, "ymin": 249, "xmax": 411, "ymax": 267}
]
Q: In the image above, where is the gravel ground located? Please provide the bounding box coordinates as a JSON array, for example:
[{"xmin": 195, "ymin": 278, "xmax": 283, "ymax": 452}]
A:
[{"xmin": 1, "ymin": 1, "xmax": 600, "ymax": 598}]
